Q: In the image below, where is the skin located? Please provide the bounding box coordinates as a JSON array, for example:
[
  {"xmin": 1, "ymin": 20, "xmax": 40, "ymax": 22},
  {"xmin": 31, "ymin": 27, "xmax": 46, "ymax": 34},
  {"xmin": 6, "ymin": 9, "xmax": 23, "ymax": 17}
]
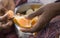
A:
[
  {"xmin": 21, "ymin": 2, "xmax": 60, "ymax": 33},
  {"xmin": 0, "ymin": 0, "xmax": 15, "ymax": 29}
]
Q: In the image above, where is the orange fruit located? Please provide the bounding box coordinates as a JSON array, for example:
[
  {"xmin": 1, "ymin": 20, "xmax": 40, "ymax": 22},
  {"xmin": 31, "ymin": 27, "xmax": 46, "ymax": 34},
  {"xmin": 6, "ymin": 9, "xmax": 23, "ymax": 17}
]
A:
[
  {"xmin": 13, "ymin": 16, "xmax": 31, "ymax": 28},
  {"xmin": 31, "ymin": 17, "xmax": 38, "ymax": 25},
  {"xmin": 13, "ymin": 16, "xmax": 38, "ymax": 28}
]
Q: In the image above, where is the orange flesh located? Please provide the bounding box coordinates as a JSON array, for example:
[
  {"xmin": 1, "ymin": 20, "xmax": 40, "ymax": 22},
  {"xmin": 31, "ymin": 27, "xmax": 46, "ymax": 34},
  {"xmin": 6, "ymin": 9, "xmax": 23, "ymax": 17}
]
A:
[
  {"xmin": 13, "ymin": 17, "xmax": 31, "ymax": 28},
  {"xmin": 19, "ymin": 18, "xmax": 31, "ymax": 27},
  {"xmin": 13, "ymin": 16, "xmax": 38, "ymax": 28}
]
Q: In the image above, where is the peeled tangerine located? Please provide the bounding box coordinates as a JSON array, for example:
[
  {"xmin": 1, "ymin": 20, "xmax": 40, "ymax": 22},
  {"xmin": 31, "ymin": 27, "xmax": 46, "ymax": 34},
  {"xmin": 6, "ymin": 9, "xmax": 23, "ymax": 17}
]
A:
[
  {"xmin": 31, "ymin": 17, "xmax": 38, "ymax": 25},
  {"xmin": 13, "ymin": 16, "xmax": 31, "ymax": 28},
  {"xmin": 13, "ymin": 16, "xmax": 38, "ymax": 28}
]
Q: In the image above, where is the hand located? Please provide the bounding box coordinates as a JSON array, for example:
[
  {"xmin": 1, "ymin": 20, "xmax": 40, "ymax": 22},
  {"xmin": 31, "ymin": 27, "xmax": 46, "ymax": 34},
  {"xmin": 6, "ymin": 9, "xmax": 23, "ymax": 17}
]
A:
[
  {"xmin": 0, "ymin": 20, "xmax": 13, "ymax": 29},
  {"xmin": 20, "ymin": 28, "xmax": 33, "ymax": 33},
  {"xmin": 25, "ymin": 15, "xmax": 32, "ymax": 20},
  {"xmin": 0, "ymin": 24, "xmax": 9, "ymax": 29},
  {"xmin": 6, "ymin": 10, "xmax": 14, "ymax": 19},
  {"xmin": 0, "ymin": 14, "xmax": 8, "ymax": 21}
]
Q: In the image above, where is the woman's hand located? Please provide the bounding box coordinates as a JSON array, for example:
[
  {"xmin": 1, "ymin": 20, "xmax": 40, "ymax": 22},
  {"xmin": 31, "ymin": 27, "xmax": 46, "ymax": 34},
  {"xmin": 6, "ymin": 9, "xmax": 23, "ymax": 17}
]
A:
[
  {"xmin": 0, "ymin": 13, "xmax": 8, "ymax": 21},
  {"xmin": 25, "ymin": 15, "xmax": 32, "ymax": 20},
  {"xmin": 20, "ymin": 28, "xmax": 34, "ymax": 33},
  {"xmin": 0, "ymin": 20, "xmax": 13, "ymax": 29},
  {"xmin": 0, "ymin": 10, "xmax": 14, "ymax": 21}
]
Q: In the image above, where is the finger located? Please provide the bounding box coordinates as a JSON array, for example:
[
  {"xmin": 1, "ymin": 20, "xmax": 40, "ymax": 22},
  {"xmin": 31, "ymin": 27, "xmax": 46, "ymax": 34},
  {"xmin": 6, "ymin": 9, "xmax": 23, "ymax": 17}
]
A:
[
  {"xmin": 20, "ymin": 28, "xmax": 28, "ymax": 32},
  {"xmin": 20, "ymin": 28, "xmax": 26, "ymax": 31},
  {"xmin": 1, "ymin": 25, "xmax": 7, "ymax": 29}
]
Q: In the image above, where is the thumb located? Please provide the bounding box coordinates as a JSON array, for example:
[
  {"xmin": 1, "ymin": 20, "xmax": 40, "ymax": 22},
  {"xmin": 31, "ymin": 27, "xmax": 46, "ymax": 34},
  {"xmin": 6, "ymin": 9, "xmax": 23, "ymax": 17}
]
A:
[
  {"xmin": 20, "ymin": 28, "xmax": 27, "ymax": 31},
  {"xmin": 20, "ymin": 28, "xmax": 29, "ymax": 32}
]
